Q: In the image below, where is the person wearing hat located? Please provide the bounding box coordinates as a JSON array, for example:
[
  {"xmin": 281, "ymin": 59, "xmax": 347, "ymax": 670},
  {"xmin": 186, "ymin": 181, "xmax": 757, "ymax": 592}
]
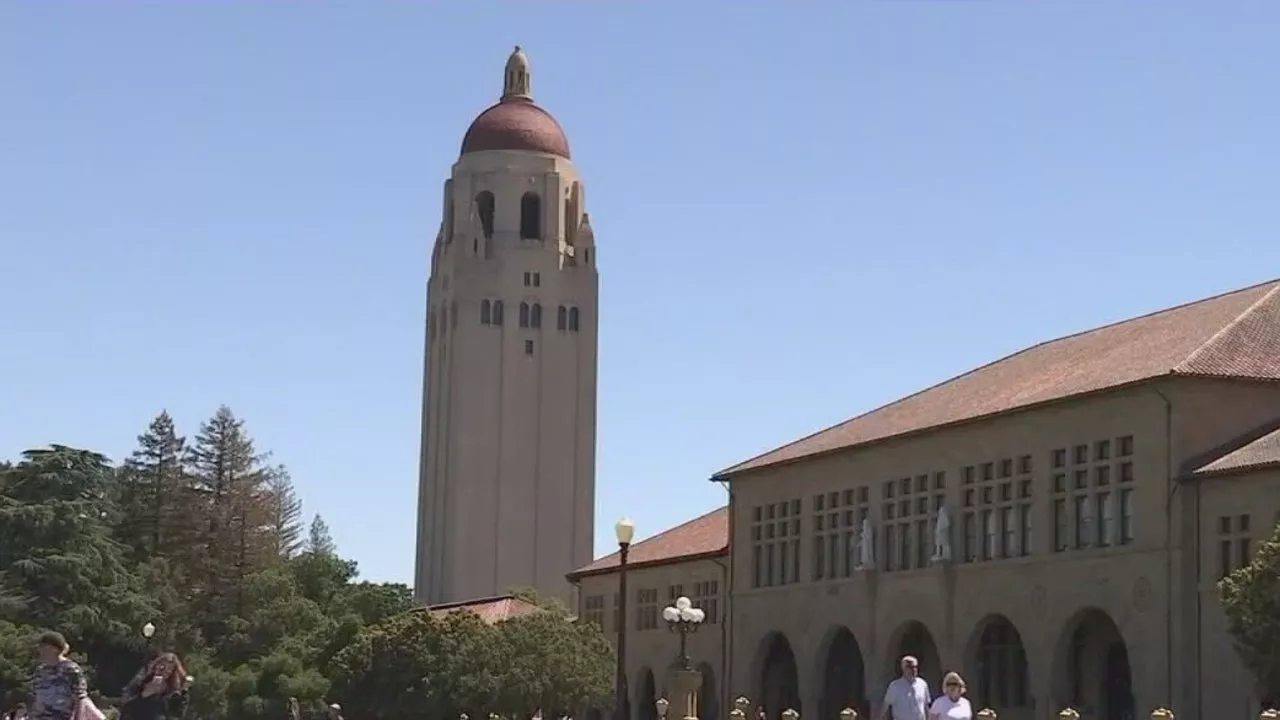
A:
[
  {"xmin": 326, "ymin": 704, "xmax": 343, "ymax": 720},
  {"xmin": 29, "ymin": 632, "xmax": 87, "ymax": 720}
]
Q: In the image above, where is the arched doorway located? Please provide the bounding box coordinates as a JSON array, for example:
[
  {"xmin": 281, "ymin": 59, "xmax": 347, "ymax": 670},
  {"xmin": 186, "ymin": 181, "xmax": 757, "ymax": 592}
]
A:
[
  {"xmin": 965, "ymin": 616, "xmax": 1030, "ymax": 713},
  {"xmin": 758, "ymin": 633, "xmax": 801, "ymax": 720},
  {"xmin": 697, "ymin": 663, "xmax": 718, "ymax": 720},
  {"xmin": 1051, "ymin": 609, "xmax": 1134, "ymax": 720},
  {"xmin": 889, "ymin": 621, "xmax": 943, "ymax": 691},
  {"xmin": 820, "ymin": 627, "xmax": 868, "ymax": 720},
  {"xmin": 638, "ymin": 668, "xmax": 657, "ymax": 720}
]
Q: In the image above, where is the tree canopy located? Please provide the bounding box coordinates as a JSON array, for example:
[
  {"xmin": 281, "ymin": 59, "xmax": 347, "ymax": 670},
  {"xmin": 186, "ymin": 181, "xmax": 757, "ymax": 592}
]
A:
[
  {"xmin": 1218, "ymin": 518, "xmax": 1280, "ymax": 702},
  {"xmin": 0, "ymin": 407, "xmax": 612, "ymax": 720}
]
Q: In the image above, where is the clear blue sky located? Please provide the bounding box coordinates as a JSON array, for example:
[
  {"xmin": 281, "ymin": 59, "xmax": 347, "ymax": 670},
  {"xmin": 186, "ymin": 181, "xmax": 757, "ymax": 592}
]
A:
[{"xmin": 3, "ymin": 2, "xmax": 1278, "ymax": 584}]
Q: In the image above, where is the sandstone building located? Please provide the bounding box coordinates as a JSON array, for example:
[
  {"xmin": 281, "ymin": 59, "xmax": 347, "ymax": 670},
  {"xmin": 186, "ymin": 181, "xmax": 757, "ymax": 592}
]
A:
[
  {"xmin": 416, "ymin": 48, "xmax": 599, "ymax": 606},
  {"xmin": 570, "ymin": 278, "xmax": 1280, "ymax": 720}
]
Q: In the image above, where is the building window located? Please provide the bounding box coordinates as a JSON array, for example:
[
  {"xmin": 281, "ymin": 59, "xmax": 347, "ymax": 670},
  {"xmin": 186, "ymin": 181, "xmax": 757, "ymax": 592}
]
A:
[
  {"xmin": 961, "ymin": 454, "xmax": 1032, "ymax": 562},
  {"xmin": 492, "ymin": 300, "xmax": 505, "ymax": 326},
  {"xmin": 531, "ymin": 303, "xmax": 543, "ymax": 328},
  {"xmin": 1051, "ymin": 435, "xmax": 1135, "ymax": 553},
  {"xmin": 475, "ymin": 191, "xmax": 495, "ymax": 239},
  {"xmin": 982, "ymin": 510, "xmax": 996, "ymax": 560},
  {"xmin": 480, "ymin": 299, "xmax": 491, "ymax": 325},
  {"xmin": 1097, "ymin": 492, "xmax": 1114, "ymax": 547},
  {"xmin": 524, "ymin": 339, "xmax": 534, "ymax": 355},
  {"xmin": 1053, "ymin": 499, "xmax": 1068, "ymax": 552},
  {"xmin": 520, "ymin": 192, "xmax": 542, "ymax": 240},
  {"xmin": 812, "ymin": 490, "xmax": 869, "ymax": 580},
  {"xmin": 692, "ymin": 580, "xmax": 719, "ymax": 624},
  {"xmin": 963, "ymin": 512, "xmax": 977, "ymax": 562},
  {"xmin": 523, "ymin": 271, "xmax": 542, "ymax": 287},
  {"xmin": 519, "ymin": 302, "xmax": 530, "ymax": 328},
  {"xmin": 1119, "ymin": 489, "xmax": 1134, "ymax": 544},
  {"xmin": 877, "ymin": 473, "xmax": 945, "ymax": 572},
  {"xmin": 569, "ymin": 306, "xmax": 581, "ymax": 332},
  {"xmin": 635, "ymin": 588, "xmax": 658, "ymax": 630},
  {"xmin": 1218, "ymin": 514, "xmax": 1254, "ymax": 577},
  {"xmin": 1074, "ymin": 495, "xmax": 1091, "ymax": 549},
  {"xmin": 557, "ymin": 305, "xmax": 567, "ymax": 330},
  {"xmin": 750, "ymin": 500, "xmax": 801, "ymax": 588},
  {"xmin": 612, "ymin": 592, "xmax": 620, "ymax": 632},
  {"xmin": 582, "ymin": 594, "xmax": 604, "ymax": 627}
]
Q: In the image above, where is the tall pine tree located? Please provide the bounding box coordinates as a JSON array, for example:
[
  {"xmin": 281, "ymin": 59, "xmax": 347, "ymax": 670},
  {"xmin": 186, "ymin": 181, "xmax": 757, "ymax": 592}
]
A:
[
  {"xmin": 265, "ymin": 465, "xmax": 304, "ymax": 557},
  {"xmin": 116, "ymin": 411, "xmax": 196, "ymax": 562},
  {"xmin": 186, "ymin": 406, "xmax": 276, "ymax": 624}
]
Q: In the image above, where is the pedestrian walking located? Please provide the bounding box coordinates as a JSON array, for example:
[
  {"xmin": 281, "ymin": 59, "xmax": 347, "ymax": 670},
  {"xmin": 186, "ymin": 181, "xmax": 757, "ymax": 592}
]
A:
[
  {"xmin": 879, "ymin": 655, "xmax": 930, "ymax": 720},
  {"xmin": 28, "ymin": 632, "xmax": 87, "ymax": 720},
  {"xmin": 119, "ymin": 652, "xmax": 190, "ymax": 720},
  {"xmin": 927, "ymin": 673, "xmax": 971, "ymax": 720}
]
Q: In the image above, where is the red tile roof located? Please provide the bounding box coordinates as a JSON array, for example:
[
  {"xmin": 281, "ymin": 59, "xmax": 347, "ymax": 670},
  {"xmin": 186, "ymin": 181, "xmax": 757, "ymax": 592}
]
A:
[
  {"xmin": 1194, "ymin": 425, "xmax": 1280, "ymax": 477},
  {"xmin": 720, "ymin": 279, "xmax": 1280, "ymax": 478},
  {"xmin": 568, "ymin": 506, "xmax": 729, "ymax": 579},
  {"xmin": 424, "ymin": 594, "xmax": 541, "ymax": 624}
]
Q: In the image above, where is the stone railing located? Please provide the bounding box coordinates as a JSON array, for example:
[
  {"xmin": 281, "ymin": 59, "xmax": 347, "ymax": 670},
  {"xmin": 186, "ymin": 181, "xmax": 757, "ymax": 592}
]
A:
[{"xmin": 697, "ymin": 697, "xmax": 1280, "ymax": 720}]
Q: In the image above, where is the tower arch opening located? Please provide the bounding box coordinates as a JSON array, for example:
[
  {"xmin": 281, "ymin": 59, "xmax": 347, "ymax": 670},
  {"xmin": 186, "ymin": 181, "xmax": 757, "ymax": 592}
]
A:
[
  {"xmin": 521, "ymin": 192, "xmax": 542, "ymax": 240},
  {"xmin": 475, "ymin": 191, "xmax": 495, "ymax": 239}
]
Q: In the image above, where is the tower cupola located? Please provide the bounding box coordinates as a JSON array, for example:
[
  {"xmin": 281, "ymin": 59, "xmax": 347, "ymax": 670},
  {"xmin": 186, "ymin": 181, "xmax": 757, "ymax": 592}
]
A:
[{"xmin": 459, "ymin": 46, "xmax": 571, "ymax": 159}]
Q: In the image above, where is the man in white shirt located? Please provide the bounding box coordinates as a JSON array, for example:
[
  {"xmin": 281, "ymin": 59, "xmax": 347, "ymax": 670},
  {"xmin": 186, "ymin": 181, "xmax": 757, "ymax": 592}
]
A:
[{"xmin": 879, "ymin": 655, "xmax": 930, "ymax": 720}]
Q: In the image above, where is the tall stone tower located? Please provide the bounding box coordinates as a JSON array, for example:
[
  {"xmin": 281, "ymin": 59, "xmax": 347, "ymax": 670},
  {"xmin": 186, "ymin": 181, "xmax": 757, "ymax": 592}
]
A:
[{"xmin": 414, "ymin": 47, "xmax": 598, "ymax": 607}]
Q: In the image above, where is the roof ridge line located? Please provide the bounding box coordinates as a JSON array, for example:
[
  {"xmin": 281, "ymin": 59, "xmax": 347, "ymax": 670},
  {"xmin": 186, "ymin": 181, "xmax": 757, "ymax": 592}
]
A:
[
  {"xmin": 1175, "ymin": 282, "xmax": 1280, "ymax": 373},
  {"xmin": 717, "ymin": 276, "xmax": 1280, "ymax": 478}
]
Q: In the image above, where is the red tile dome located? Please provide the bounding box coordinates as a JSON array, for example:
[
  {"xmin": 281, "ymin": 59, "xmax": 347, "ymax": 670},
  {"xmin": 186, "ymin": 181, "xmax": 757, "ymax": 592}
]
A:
[
  {"xmin": 459, "ymin": 46, "xmax": 570, "ymax": 159},
  {"xmin": 460, "ymin": 98, "xmax": 571, "ymax": 159}
]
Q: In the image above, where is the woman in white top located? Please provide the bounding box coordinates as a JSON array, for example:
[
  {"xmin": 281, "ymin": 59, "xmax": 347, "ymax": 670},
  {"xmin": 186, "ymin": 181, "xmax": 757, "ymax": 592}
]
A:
[{"xmin": 929, "ymin": 672, "xmax": 973, "ymax": 720}]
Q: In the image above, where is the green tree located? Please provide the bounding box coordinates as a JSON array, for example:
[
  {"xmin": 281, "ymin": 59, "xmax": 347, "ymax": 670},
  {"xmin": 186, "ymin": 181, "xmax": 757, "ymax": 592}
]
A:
[
  {"xmin": 0, "ymin": 446, "xmax": 158, "ymax": 696},
  {"xmin": 115, "ymin": 411, "xmax": 197, "ymax": 562},
  {"xmin": 1219, "ymin": 521, "xmax": 1280, "ymax": 700},
  {"xmin": 306, "ymin": 514, "xmax": 336, "ymax": 556},
  {"xmin": 187, "ymin": 406, "xmax": 277, "ymax": 626},
  {"xmin": 328, "ymin": 610, "xmax": 499, "ymax": 720},
  {"xmin": 491, "ymin": 597, "xmax": 614, "ymax": 717},
  {"xmin": 0, "ymin": 446, "xmax": 155, "ymax": 638},
  {"xmin": 265, "ymin": 466, "xmax": 305, "ymax": 558}
]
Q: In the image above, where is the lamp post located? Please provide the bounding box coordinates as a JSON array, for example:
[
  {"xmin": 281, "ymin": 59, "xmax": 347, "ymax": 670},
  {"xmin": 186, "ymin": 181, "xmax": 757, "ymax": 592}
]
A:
[
  {"xmin": 615, "ymin": 518, "xmax": 636, "ymax": 720},
  {"xmin": 661, "ymin": 596, "xmax": 706, "ymax": 671},
  {"xmin": 141, "ymin": 621, "xmax": 156, "ymax": 658}
]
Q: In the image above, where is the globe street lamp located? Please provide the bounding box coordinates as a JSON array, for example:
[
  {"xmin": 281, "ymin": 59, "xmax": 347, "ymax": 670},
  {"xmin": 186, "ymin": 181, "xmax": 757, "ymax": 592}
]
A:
[
  {"xmin": 614, "ymin": 518, "xmax": 636, "ymax": 720},
  {"xmin": 662, "ymin": 596, "xmax": 705, "ymax": 671}
]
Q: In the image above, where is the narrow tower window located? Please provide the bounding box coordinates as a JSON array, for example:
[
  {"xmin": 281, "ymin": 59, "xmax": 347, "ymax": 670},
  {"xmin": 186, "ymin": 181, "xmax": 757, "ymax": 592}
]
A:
[
  {"xmin": 531, "ymin": 303, "xmax": 543, "ymax": 328},
  {"xmin": 475, "ymin": 191, "xmax": 495, "ymax": 239},
  {"xmin": 569, "ymin": 306, "xmax": 580, "ymax": 332},
  {"xmin": 492, "ymin": 300, "xmax": 505, "ymax": 326},
  {"xmin": 519, "ymin": 302, "xmax": 530, "ymax": 328},
  {"xmin": 480, "ymin": 299, "xmax": 492, "ymax": 325},
  {"xmin": 557, "ymin": 305, "xmax": 567, "ymax": 330},
  {"xmin": 520, "ymin": 192, "xmax": 542, "ymax": 240}
]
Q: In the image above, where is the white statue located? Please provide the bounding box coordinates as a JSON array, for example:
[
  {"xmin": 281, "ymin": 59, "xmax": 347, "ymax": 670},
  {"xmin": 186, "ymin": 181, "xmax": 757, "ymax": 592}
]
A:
[
  {"xmin": 857, "ymin": 518, "xmax": 874, "ymax": 569},
  {"xmin": 932, "ymin": 505, "xmax": 952, "ymax": 562}
]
